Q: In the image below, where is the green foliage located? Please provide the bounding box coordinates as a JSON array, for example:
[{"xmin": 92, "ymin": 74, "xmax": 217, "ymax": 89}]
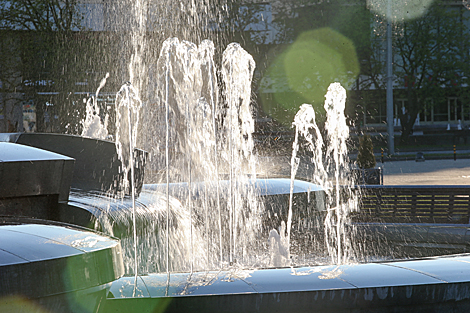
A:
[{"xmin": 357, "ymin": 134, "xmax": 376, "ymax": 169}]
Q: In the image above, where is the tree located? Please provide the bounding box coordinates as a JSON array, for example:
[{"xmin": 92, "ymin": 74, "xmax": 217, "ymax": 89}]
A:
[
  {"xmin": 0, "ymin": 0, "xmax": 82, "ymax": 31},
  {"xmin": 374, "ymin": 1, "xmax": 470, "ymax": 144}
]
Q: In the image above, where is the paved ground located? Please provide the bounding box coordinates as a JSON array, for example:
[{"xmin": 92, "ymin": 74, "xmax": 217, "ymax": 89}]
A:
[
  {"xmin": 382, "ymin": 158, "xmax": 470, "ymax": 185},
  {"xmin": 258, "ymin": 155, "xmax": 470, "ymax": 186}
]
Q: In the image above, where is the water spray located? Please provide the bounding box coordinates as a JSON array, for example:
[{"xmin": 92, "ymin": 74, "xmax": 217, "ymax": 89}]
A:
[{"xmin": 115, "ymin": 81, "xmax": 142, "ymax": 296}]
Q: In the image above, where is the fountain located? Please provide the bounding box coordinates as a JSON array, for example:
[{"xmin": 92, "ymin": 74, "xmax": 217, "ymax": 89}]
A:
[
  {"xmin": 86, "ymin": 0, "xmax": 470, "ymax": 290},
  {"xmin": 74, "ymin": 36, "xmax": 329, "ymax": 274},
  {"xmin": 3, "ymin": 1, "xmax": 470, "ymax": 312},
  {"xmin": 87, "ymin": 34, "xmax": 368, "ymax": 275},
  {"xmin": 91, "ymin": 26, "xmax": 470, "ymax": 311},
  {"xmin": 95, "ymin": 71, "xmax": 470, "ymax": 312}
]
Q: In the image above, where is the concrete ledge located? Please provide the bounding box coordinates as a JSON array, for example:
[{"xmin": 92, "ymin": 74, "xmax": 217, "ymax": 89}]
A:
[
  {"xmin": 0, "ymin": 219, "xmax": 124, "ymax": 312},
  {"xmin": 0, "ymin": 142, "xmax": 74, "ymax": 202},
  {"xmin": 101, "ymin": 254, "xmax": 470, "ymax": 312}
]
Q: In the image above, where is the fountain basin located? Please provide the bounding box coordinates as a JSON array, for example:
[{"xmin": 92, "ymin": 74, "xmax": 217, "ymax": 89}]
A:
[
  {"xmin": 0, "ymin": 133, "xmax": 147, "ymax": 195},
  {"xmin": 4, "ymin": 133, "xmax": 470, "ymax": 312},
  {"xmin": 0, "ymin": 138, "xmax": 124, "ymax": 312},
  {"xmin": 100, "ymin": 254, "xmax": 470, "ymax": 312},
  {"xmin": 357, "ymin": 222, "xmax": 470, "ymax": 246},
  {"xmin": 0, "ymin": 218, "xmax": 124, "ymax": 313},
  {"xmin": 66, "ymin": 178, "xmax": 325, "ymax": 236}
]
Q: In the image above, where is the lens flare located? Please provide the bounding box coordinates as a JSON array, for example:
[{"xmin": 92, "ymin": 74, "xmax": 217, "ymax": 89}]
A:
[
  {"xmin": 367, "ymin": 0, "xmax": 435, "ymax": 22},
  {"xmin": 0, "ymin": 296, "xmax": 48, "ymax": 313},
  {"xmin": 262, "ymin": 28, "xmax": 359, "ymax": 125}
]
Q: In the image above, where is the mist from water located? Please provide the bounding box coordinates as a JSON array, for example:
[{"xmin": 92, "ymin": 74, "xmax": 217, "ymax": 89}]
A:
[
  {"xmin": 80, "ymin": 0, "xmax": 364, "ymax": 276},
  {"xmin": 82, "ymin": 39, "xmax": 364, "ymax": 275}
]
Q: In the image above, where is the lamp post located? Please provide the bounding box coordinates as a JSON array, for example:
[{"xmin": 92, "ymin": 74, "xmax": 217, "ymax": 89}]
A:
[{"xmin": 386, "ymin": 0, "xmax": 395, "ymax": 155}]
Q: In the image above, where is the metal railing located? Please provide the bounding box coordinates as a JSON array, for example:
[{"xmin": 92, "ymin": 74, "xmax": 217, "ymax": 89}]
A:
[{"xmin": 354, "ymin": 185, "xmax": 470, "ymax": 224}]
